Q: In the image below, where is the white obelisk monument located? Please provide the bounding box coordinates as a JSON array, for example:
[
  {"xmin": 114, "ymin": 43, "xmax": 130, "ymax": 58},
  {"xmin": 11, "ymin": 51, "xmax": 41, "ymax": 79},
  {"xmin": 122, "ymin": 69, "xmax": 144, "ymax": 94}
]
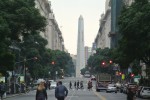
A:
[{"xmin": 76, "ymin": 15, "xmax": 85, "ymax": 77}]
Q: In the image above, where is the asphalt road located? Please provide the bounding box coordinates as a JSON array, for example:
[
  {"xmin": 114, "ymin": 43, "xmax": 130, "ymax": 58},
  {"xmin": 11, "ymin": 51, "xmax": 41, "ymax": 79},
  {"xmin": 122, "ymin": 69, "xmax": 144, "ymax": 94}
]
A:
[{"xmin": 5, "ymin": 77, "xmax": 149, "ymax": 100}]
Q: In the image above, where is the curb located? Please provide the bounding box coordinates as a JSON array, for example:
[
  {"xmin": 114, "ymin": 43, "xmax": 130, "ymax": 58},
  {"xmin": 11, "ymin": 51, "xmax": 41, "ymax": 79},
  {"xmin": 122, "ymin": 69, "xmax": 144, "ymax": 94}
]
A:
[{"xmin": 3, "ymin": 93, "xmax": 24, "ymax": 99}]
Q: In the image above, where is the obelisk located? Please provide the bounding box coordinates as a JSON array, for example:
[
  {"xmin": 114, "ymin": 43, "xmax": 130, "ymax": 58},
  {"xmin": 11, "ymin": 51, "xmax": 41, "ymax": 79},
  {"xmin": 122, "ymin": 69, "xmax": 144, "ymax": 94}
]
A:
[{"xmin": 76, "ymin": 15, "xmax": 85, "ymax": 77}]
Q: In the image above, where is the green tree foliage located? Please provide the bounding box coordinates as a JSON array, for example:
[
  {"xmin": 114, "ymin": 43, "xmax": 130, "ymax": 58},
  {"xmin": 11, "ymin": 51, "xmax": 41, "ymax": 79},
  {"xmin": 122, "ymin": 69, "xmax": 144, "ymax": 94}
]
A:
[
  {"xmin": 118, "ymin": 0, "xmax": 150, "ymax": 67},
  {"xmin": 0, "ymin": 0, "xmax": 46, "ymax": 75},
  {"xmin": 87, "ymin": 48, "xmax": 113, "ymax": 74}
]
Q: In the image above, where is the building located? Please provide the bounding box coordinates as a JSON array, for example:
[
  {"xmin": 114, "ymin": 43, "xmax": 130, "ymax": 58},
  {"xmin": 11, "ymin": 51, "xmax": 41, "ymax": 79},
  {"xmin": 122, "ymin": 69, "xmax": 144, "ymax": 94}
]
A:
[
  {"xmin": 109, "ymin": 0, "xmax": 123, "ymax": 48},
  {"xmin": 94, "ymin": 0, "xmax": 111, "ymax": 49},
  {"xmin": 76, "ymin": 15, "xmax": 85, "ymax": 77},
  {"xmin": 70, "ymin": 54, "xmax": 77, "ymax": 76},
  {"xmin": 85, "ymin": 46, "xmax": 92, "ymax": 66},
  {"xmin": 35, "ymin": 0, "xmax": 64, "ymax": 51}
]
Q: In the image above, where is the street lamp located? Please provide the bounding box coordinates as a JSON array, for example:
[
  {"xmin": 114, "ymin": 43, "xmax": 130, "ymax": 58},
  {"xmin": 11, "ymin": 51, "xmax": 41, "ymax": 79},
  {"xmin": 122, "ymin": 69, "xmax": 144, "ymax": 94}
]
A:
[{"xmin": 21, "ymin": 57, "xmax": 38, "ymax": 85}]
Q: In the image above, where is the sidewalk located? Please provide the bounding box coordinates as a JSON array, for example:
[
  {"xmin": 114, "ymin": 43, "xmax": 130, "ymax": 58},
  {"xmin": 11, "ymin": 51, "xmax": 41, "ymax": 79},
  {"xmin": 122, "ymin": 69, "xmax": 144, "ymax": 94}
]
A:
[{"xmin": 3, "ymin": 93, "xmax": 24, "ymax": 99}]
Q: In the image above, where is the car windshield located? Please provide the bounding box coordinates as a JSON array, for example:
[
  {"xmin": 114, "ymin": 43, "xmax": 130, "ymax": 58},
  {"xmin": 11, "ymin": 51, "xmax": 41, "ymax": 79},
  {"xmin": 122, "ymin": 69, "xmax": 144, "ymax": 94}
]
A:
[{"xmin": 143, "ymin": 87, "xmax": 150, "ymax": 91}]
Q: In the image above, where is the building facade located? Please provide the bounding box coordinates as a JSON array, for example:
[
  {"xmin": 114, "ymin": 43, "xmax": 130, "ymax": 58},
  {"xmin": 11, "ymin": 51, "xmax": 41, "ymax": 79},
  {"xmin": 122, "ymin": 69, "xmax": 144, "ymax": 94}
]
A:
[
  {"xmin": 94, "ymin": 0, "xmax": 111, "ymax": 49},
  {"xmin": 85, "ymin": 46, "xmax": 92, "ymax": 66},
  {"xmin": 35, "ymin": 0, "xmax": 64, "ymax": 51}
]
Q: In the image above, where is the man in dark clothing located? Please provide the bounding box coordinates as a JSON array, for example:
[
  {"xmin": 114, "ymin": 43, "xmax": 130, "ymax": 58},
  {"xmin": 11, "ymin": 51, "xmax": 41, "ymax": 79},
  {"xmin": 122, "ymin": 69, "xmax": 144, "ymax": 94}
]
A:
[
  {"xmin": 55, "ymin": 81, "xmax": 68, "ymax": 100},
  {"xmin": 0, "ymin": 81, "xmax": 6, "ymax": 100},
  {"xmin": 69, "ymin": 81, "xmax": 72, "ymax": 89},
  {"xmin": 77, "ymin": 80, "xmax": 79, "ymax": 90},
  {"xmin": 74, "ymin": 81, "xmax": 76, "ymax": 89},
  {"xmin": 127, "ymin": 88, "xmax": 135, "ymax": 100}
]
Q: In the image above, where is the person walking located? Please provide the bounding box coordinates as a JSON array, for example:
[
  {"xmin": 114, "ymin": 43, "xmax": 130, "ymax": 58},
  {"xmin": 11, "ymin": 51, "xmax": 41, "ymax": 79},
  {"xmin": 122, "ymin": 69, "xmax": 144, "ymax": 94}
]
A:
[
  {"xmin": 0, "ymin": 81, "xmax": 6, "ymax": 100},
  {"xmin": 36, "ymin": 81, "xmax": 48, "ymax": 100},
  {"xmin": 80, "ymin": 81, "xmax": 84, "ymax": 89},
  {"xmin": 127, "ymin": 88, "xmax": 135, "ymax": 100},
  {"xmin": 87, "ymin": 81, "xmax": 92, "ymax": 91},
  {"xmin": 77, "ymin": 80, "xmax": 80, "ymax": 90},
  {"xmin": 69, "ymin": 81, "xmax": 72, "ymax": 89},
  {"xmin": 74, "ymin": 81, "xmax": 76, "ymax": 89},
  {"xmin": 55, "ymin": 81, "xmax": 68, "ymax": 100}
]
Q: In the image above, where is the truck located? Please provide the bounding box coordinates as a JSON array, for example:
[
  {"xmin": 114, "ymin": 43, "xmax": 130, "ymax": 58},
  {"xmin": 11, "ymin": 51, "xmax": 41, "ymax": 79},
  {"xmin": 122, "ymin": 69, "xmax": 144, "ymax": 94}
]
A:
[{"xmin": 95, "ymin": 73, "xmax": 111, "ymax": 92}]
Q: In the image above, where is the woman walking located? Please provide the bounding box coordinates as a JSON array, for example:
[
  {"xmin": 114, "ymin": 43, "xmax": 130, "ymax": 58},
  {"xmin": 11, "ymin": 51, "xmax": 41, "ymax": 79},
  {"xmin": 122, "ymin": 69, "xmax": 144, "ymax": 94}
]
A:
[{"xmin": 36, "ymin": 80, "xmax": 48, "ymax": 100}]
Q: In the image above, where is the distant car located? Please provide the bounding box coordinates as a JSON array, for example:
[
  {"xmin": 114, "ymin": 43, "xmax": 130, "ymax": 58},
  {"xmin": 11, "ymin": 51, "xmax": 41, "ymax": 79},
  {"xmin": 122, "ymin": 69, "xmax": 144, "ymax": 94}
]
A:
[
  {"xmin": 140, "ymin": 86, "xmax": 150, "ymax": 98},
  {"xmin": 50, "ymin": 82, "xmax": 57, "ymax": 89},
  {"xmin": 96, "ymin": 82, "xmax": 107, "ymax": 92},
  {"xmin": 48, "ymin": 80, "xmax": 54, "ymax": 83},
  {"xmin": 91, "ymin": 75, "xmax": 96, "ymax": 81},
  {"xmin": 84, "ymin": 74, "xmax": 91, "ymax": 78},
  {"xmin": 106, "ymin": 84, "xmax": 117, "ymax": 93}
]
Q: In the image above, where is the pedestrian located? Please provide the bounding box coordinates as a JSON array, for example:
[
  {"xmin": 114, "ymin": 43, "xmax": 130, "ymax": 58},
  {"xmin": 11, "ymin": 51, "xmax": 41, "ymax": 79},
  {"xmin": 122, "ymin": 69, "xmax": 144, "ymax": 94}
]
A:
[
  {"xmin": 0, "ymin": 81, "xmax": 6, "ymax": 100},
  {"xmin": 127, "ymin": 88, "xmax": 135, "ymax": 100},
  {"xmin": 69, "ymin": 81, "xmax": 72, "ymax": 89},
  {"xmin": 74, "ymin": 81, "xmax": 76, "ymax": 89},
  {"xmin": 36, "ymin": 80, "xmax": 48, "ymax": 100},
  {"xmin": 55, "ymin": 81, "xmax": 68, "ymax": 100},
  {"xmin": 88, "ymin": 81, "xmax": 92, "ymax": 91},
  {"xmin": 80, "ymin": 81, "xmax": 84, "ymax": 89},
  {"xmin": 77, "ymin": 80, "xmax": 79, "ymax": 90}
]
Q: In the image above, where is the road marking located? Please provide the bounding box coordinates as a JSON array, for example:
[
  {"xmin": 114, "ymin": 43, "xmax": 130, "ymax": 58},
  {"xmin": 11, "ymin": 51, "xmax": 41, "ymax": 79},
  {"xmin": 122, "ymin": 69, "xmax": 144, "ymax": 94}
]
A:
[
  {"xmin": 67, "ymin": 89, "xmax": 76, "ymax": 100},
  {"xmin": 93, "ymin": 90, "xmax": 106, "ymax": 100}
]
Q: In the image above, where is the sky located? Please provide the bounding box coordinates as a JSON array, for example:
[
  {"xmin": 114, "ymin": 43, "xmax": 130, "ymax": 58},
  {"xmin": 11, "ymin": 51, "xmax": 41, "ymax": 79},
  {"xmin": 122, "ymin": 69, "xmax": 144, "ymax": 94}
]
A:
[{"xmin": 50, "ymin": 0, "xmax": 106, "ymax": 55}]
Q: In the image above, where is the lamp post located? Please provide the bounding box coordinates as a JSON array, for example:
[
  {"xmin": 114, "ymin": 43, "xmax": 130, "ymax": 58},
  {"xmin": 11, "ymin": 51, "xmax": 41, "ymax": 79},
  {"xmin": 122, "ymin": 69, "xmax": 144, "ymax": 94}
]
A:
[{"xmin": 24, "ymin": 57, "xmax": 38, "ymax": 85}]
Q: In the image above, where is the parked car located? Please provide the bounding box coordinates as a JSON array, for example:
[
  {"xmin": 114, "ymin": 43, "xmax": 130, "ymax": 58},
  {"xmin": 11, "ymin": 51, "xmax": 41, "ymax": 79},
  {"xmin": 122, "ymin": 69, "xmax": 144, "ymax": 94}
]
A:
[
  {"xmin": 106, "ymin": 84, "xmax": 117, "ymax": 93},
  {"xmin": 140, "ymin": 86, "xmax": 150, "ymax": 98}
]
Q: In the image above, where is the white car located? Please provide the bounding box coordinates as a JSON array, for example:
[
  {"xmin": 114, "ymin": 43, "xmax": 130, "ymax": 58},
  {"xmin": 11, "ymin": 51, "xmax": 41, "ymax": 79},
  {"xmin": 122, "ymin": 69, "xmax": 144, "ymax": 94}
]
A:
[
  {"xmin": 50, "ymin": 82, "xmax": 57, "ymax": 89},
  {"xmin": 106, "ymin": 84, "xmax": 117, "ymax": 93},
  {"xmin": 140, "ymin": 86, "xmax": 150, "ymax": 98}
]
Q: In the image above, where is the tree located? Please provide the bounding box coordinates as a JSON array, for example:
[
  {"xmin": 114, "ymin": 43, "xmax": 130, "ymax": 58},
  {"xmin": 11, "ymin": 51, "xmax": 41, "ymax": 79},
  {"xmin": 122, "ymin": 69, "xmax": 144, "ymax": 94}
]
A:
[
  {"xmin": 118, "ymin": 0, "xmax": 150, "ymax": 68},
  {"xmin": 0, "ymin": 0, "xmax": 46, "ymax": 75},
  {"xmin": 87, "ymin": 48, "xmax": 113, "ymax": 74}
]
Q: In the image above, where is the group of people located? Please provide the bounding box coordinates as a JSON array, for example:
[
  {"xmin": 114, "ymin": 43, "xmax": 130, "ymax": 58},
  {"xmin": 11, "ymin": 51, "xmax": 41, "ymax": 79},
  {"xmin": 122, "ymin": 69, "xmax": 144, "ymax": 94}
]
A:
[
  {"xmin": 36, "ymin": 80, "xmax": 68, "ymax": 100},
  {"xmin": 69, "ymin": 80, "xmax": 84, "ymax": 90}
]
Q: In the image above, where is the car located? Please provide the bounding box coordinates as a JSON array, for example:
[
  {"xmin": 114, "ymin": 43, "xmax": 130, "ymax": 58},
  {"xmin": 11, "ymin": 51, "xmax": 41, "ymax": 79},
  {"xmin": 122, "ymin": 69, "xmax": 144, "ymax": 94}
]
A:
[
  {"xmin": 140, "ymin": 86, "xmax": 150, "ymax": 98},
  {"xmin": 106, "ymin": 84, "xmax": 117, "ymax": 93},
  {"xmin": 50, "ymin": 82, "xmax": 57, "ymax": 89},
  {"xmin": 84, "ymin": 74, "xmax": 91, "ymax": 78},
  {"xmin": 96, "ymin": 82, "xmax": 107, "ymax": 92},
  {"xmin": 91, "ymin": 75, "xmax": 96, "ymax": 81},
  {"xmin": 127, "ymin": 83, "xmax": 138, "ymax": 93},
  {"xmin": 48, "ymin": 80, "xmax": 54, "ymax": 83}
]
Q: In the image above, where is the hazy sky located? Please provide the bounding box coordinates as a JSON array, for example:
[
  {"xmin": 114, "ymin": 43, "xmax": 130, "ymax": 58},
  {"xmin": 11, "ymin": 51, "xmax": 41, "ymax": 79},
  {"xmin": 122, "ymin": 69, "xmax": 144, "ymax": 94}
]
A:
[{"xmin": 50, "ymin": 0, "xmax": 106, "ymax": 55}]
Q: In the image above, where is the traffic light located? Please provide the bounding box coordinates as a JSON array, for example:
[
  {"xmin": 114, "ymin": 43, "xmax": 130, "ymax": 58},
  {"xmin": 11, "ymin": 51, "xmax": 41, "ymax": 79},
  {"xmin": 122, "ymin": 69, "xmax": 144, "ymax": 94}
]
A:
[
  {"xmin": 101, "ymin": 62, "xmax": 106, "ymax": 66},
  {"xmin": 130, "ymin": 73, "xmax": 134, "ymax": 77},
  {"xmin": 109, "ymin": 60, "xmax": 113, "ymax": 64},
  {"xmin": 51, "ymin": 61, "xmax": 55, "ymax": 65},
  {"xmin": 119, "ymin": 72, "xmax": 122, "ymax": 76}
]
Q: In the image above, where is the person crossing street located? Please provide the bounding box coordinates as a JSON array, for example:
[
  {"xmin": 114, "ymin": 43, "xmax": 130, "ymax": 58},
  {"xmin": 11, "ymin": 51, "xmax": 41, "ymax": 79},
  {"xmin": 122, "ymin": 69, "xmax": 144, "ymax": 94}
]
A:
[{"xmin": 55, "ymin": 81, "xmax": 68, "ymax": 100}]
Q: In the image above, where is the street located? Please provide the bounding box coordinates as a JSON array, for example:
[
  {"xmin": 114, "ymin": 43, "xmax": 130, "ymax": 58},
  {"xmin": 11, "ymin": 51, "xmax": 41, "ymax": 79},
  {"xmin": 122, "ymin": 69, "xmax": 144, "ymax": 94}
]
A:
[{"xmin": 5, "ymin": 77, "xmax": 149, "ymax": 100}]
